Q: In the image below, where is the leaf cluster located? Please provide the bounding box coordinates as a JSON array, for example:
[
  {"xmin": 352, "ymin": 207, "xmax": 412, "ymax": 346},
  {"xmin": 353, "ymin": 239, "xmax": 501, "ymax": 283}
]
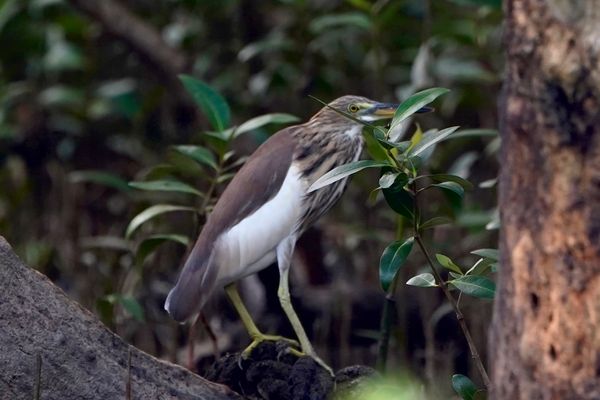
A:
[
  {"xmin": 309, "ymin": 88, "xmax": 496, "ymax": 299},
  {"xmin": 125, "ymin": 75, "xmax": 300, "ymax": 268}
]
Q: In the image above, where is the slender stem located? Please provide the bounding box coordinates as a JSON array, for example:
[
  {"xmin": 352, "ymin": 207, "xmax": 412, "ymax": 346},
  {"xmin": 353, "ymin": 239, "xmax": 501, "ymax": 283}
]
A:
[
  {"xmin": 376, "ymin": 274, "xmax": 400, "ymax": 373},
  {"xmin": 199, "ymin": 312, "xmax": 220, "ymax": 360},
  {"xmin": 193, "ymin": 154, "xmax": 225, "ymax": 235},
  {"xmin": 414, "ymin": 236, "xmax": 491, "ymax": 389},
  {"xmin": 199, "ymin": 164, "xmax": 220, "ymax": 216},
  {"xmin": 411, "ymin": 180, "xmax": 490, "ymax": 389},
  {"xmin": 377, "ymin": 216, "xmax": 405, "ymax": 372}
]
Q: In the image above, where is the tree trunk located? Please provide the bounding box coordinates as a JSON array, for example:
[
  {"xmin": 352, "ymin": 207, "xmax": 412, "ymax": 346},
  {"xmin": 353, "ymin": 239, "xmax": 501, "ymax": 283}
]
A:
[
  {"xmin": 491, "ymin": 1, "xmax": 600, "ymax": 399},
  {"xmin": 0, "ymin": 236, "xmax": 241, "ymax": 400}
]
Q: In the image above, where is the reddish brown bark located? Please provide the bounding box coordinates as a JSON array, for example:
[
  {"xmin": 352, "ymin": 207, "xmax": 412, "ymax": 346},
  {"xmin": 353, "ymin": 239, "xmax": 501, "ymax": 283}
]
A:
[{"xmin": 492, "ymin": 0, "xmax": 600, "ymax": 399}]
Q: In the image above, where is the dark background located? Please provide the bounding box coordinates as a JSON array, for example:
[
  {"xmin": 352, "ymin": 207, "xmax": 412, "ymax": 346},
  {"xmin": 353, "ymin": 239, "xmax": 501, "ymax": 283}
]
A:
[{"xmin": 0, "ymin": 0, "xmax": 501, "ymax": 396}]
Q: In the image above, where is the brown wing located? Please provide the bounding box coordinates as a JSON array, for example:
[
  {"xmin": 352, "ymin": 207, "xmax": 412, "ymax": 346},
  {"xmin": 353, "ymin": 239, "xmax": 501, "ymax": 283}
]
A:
[{"xmin": 165, "ymin": 128, "xmax": 298, "ymax": 321}]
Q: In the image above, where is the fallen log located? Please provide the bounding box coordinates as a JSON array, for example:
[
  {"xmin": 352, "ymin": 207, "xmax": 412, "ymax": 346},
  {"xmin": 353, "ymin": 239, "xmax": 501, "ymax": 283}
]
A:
[{"xmin": 0, "ymin": 236, "xmax": 241, "ymax": 400}]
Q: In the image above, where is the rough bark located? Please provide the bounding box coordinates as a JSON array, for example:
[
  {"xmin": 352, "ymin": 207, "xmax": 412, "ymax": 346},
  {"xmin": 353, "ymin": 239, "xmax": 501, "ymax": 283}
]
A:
[
  {"xmin": 491, "ymin": 0, "xmax": 600, "ymax": 399},
  {"xmin": 0, "ymin": 236, "xmax": 241, "ymax": 400}
]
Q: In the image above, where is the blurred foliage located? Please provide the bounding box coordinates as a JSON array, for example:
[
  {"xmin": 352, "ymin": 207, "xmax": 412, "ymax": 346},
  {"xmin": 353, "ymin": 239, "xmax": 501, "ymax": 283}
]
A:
[{"xmin": 0, "ymin": 0, "xmax": 501, "ymax": 396}]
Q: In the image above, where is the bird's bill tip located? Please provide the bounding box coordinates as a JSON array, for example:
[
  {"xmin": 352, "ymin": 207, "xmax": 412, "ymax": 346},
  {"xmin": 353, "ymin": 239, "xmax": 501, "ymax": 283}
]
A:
[
  {"xmin": 371, "ymin": 102, "xmax": 434, "ymax": 118},
  {"xmin": 371, "ymin": 103, "xmax": 399, "ymax": 118}
]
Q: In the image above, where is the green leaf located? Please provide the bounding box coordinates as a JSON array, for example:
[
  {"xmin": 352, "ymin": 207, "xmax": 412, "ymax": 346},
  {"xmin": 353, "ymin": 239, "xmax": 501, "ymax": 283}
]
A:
[
  {"xmin": 456, "ymin": 210, "xmax": 495, "ymax": 228},
  {"xmin": 466, "ymin": 258, "xmax": 495, "ymax": 276},
  {"xmin": 308, "ymin": 160, "xmax": 390, "ymax": 192},
  {"xmin": 449, "ymin": 271, "xmax": 463, "ymax": 280},
  {"xmin": 389, "ymin": 88, "xmax": 450, "ymax": 131},
  {"xmin": 101, "ymin": 294, "xmax": 145, "ymax": 322},
  {"xmin": 373, "ymin": 129, "xmax": 411, "ymax": 151},
  {"xmin": 204, "ymin": 129, "xmax": 232, "ymax": 142},
  {"xmin": 69, "ymin": 170, "xmax": 131, "ymax": 192},
  {"xmin": 379, "ymin": 172, "xmax": 399, "ymax": 189},
  {"xmin": 96, "ymin": 79, "xmax": 140, "ymax": 120},
  {"xmin": 406, "ymin": 273, "xmax": 437, "ymax": 287},
  {"xmin": 470, "ymin": 248, "xmax": 499, "ymax": 261},
  {"xmin": 120, "ymin": 296, "xmax": 145, "ymax": 322},
  {"xmin": 217, "ymin": 172, "xmax": 236, "ymax": 183},
  {"xmin": 44, "ymin": 35, "xmax": 84, "ymax": 72},
  {"xmin": 234, "ymin": 113, "xmax": 299, "ymax": 138},
  {"xmin": 142, "ymin": 164, "xmax": 178, "ymax": 180},
  {"xmin": 450, "ymin": 275, "xmax": 495, "ymax": 299},
  {"xmin": 383, "ymin": 185, "xmax": 414, "ymax": 220},
  {"xmin": 452, "ymin": 374, "xmax": 478, "ymax": 400},
  {"xmin": 129, "ymin": 180, "xmax": 204, "ymax": 197},
  {"xmin": 79, "ymin": 236, "xmax": 131, "ymax": 252},
  {"xmin": 451, "ymin": 128, "xmax": 498, "ymax": 139},
  {"xmin": 39, "ymin": 85, "xmax": 85, "ymax": 108},
  {"xmin": 173, "ymin": 145, "xmax": 217, "ymax": 170},
  {"xmin": 364, "ymin": 128, "xmax": 390, "ymax": 162},
  {"xmin": 309, "ymin": 12, "xmax": 372, "ymax": 33},
  {"xmin": 0, "ymin": 0, "xmax": 20, "ymax": 33},
  {"xmin": 435, "ymin": 253, "xmax": 463, "ymax": 274},
  {"xmin": 427, "ymin": 174, "xmax": 474, "ymax": 190},
  {"xmin": 486, "ymin": 214, "xmax": 500, "ymax": 230},
  {"xmin": 449, "ymin": 0, "xmax": 500, "ymax": 8},
  {"xmin": 410, "ymin": 126, "xmax": 460, "ymax": 157},
  {"xmin": 136, "ymin": 234, "xmax": 189, "ymax": 265},
  {"xmin": 408, "ymin": 125, "xmax": 423, "ymax": 152},
  {"xmin": 126, "ymin": 205, "xmax": 196, "ymax": 238},
  {"xmin": 419, "ymin": 216, "xmax": 453, "ymax": 230},
  {"xmin": 432, "ymin": 181, "xmax": 465, "ymax": 198},
  {"xmin": 479, "ymin": 178, "xmax": 497, "ymax": 188},
  {"xmin": 379, "ymin": 237, "xmax": 414, "ymax": 292},
  {"xmin": 179, "ymin": 75, "xmax": 230, "ymax": 131},
  {"xmin": 434, "ymin": 58, "xmax": 496, "ymax": 83}
]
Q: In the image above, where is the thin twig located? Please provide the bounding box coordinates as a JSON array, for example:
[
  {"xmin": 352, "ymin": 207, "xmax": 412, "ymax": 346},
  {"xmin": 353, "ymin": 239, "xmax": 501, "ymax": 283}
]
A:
[
  {"xmin": 187, "ymin": 314, "xmax": 201, "ymax": 371},
  {"xmin": 414, "ymin": 236, "xmax": 491, "ymax": 388},
  {"xmin": 376, "ymin": 277, "xmax": 399, "ymax": 373},
  {"xmin": 376, "ymin": 212, "xmax": 406, "ymax": 372},
  {"xmin": 200, "ymin": 312, "xmax": 220, "ymax": 361},
  {"xmin": 412, "ymin": 180, "xmax": 490, "ymax": 389}
]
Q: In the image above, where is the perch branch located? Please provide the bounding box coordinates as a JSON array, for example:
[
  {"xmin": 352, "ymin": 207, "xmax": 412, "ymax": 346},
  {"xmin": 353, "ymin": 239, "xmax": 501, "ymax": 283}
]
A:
[{"xmin": 0, "ymin": 236, "xmax": 241, "ymax": 400}]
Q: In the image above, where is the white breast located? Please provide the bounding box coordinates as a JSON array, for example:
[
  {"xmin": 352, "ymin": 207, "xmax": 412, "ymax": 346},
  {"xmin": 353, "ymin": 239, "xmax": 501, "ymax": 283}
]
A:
[
  {"xmin": 344, "ymin": 125, "xmax": 363, "ymax": 138},
  {"xmin": 215, "ymin": 165, "xmax": 305, "ymax": 284}
]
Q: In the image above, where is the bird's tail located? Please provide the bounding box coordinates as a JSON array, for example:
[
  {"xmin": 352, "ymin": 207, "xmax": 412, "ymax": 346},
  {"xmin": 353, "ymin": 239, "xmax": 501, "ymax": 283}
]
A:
[{"xmin": 164, "ymin": 243, "xmax": 218, "ymax": 322}]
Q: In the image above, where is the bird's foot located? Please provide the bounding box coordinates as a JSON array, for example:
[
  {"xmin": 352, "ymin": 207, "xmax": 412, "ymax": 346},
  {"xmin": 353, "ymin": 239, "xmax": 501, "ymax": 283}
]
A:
[
  {"xmin": 285, "ymin": 347, "xmax": 334, "ymax": 377},
  {"xmin": 239, "ymin": 333, "xmax": 299, "ymax": 366}
]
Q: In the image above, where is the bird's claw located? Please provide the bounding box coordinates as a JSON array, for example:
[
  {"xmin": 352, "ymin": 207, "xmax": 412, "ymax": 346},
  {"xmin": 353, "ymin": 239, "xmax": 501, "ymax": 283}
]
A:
[
  {"xmin": 236, "ymin": 334, "xmax": 334, "ymax": 377},
  {"xmin": 237, "ymin": 334, "xmax": 300, "ymax": 368},
  {"xmin": 283, "ymin": 347, "xmax": 334, "ymax": 377}
]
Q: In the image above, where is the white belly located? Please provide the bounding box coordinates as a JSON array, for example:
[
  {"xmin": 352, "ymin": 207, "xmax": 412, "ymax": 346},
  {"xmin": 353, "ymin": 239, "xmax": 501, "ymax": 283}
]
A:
[{"xmin": 215, "ymin": 165, "xmax": 305, "ymax": 283}]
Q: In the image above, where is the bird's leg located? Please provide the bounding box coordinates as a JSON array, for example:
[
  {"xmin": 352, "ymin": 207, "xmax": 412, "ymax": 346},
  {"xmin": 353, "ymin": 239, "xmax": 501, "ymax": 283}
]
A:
[
  {"xmin": 224, "ymin": 283, "xmax": 299, "ymax": 360},
  {"xmin": 276, "ymin": 238, "xmax": 334, "ymax": 376}
]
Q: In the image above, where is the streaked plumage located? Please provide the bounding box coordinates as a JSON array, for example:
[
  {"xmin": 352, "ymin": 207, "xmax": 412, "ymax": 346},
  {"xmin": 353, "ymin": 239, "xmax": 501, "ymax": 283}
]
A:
[{"xmin": 165, "ymin": 95, "xmax": 405, "ymax": 371}]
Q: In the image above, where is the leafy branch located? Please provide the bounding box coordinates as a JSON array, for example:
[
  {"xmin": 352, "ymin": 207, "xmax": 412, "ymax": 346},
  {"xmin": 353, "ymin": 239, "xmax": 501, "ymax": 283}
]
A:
[
  {"xmin": 80, "ymin": 76, "xmax": 300, "ymax": 327},
  {"xmin": 310, "ymin": 88, "xmax": 497, "ymax": 394}
]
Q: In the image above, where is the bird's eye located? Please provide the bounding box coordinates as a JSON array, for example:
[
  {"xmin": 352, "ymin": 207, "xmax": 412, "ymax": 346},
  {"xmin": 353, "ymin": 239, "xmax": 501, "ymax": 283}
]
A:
[{"xmin": 348, "ymin": 104, "xmax": 360, "ymax": 113}]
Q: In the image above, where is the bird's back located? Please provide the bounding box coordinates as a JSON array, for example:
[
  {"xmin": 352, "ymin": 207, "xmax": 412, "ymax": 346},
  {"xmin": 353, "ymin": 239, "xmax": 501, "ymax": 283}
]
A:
[
  {"xmin": 165, "ymin": 108, "xmax": 365, "ymax": 322},
  {"xmin": 165, "ymin": 129, "xmax": 299, "ymax": 321}
]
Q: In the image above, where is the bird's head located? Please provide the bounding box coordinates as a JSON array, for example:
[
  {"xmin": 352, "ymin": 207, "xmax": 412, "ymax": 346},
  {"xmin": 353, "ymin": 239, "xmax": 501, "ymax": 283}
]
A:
[{"xmin": 310, "ymin": 95, "xmax": 430, "ymax": 126}]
